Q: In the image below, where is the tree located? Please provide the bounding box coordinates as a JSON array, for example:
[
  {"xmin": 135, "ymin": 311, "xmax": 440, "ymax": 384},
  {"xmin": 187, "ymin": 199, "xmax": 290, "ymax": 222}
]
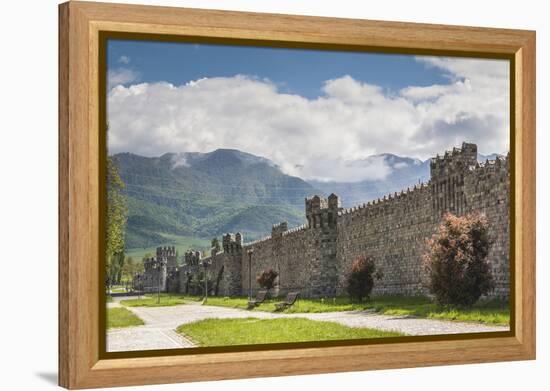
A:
[
  {"xmin": 122, "ymin": 256, "xmax": 142, "ymax": 283},
  {"xmin": 256, "ymin": 269, "xmax": 278, "ymax": 292},
  {"xmin": 211, "ymin": 237, "xmax": 221, "ymax": 254},
  {"xmin": 346, "ymin": 255, "xmax": 378, "ymax": 302},
  {"xmin": 423, "ymin": 212, "xmax": 494, "ymax": 306},
  {"xmin": 106, "ymin": 156, "xmax": 128, "ymax": 289},
  {"xmin": 110, "ymin": 252, "xmax": 125, "ymax": 285}
]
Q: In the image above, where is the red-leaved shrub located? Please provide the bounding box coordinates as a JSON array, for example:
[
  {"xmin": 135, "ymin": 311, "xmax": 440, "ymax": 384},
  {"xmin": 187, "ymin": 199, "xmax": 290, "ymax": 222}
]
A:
[
  {"xmin": 423, "ymin": 212, "xmax": 494, "ymax": 306},
  {"xmin": 346, "ymin": 255, "xmax": 378, "ymax": 302},
  {"xmin": 256, "ymin": 269, "xmax": 278, "ymax": 291}
]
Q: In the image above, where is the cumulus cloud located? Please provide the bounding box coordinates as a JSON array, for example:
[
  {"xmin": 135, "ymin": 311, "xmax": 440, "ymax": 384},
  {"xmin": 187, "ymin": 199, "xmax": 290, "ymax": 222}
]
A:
[
  {"xmin": 393, "ymin": 162, "xmax": 409, "ymax": 169},
  {"xmin": 107, "ymin": 57, "xmax": 509, "ymax": 182},
  {"xmin": 107, "ymin": 68, "xmax": 140, "ymax": 89}
]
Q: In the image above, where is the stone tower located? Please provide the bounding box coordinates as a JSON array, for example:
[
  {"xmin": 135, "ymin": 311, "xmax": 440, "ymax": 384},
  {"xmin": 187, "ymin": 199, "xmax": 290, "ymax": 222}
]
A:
[
  {"xmin": 222, "ymin": 233, "xmax": 243, "ymax": 295},
  {"xmin": 305, "ymin": 193, "xmax": 341, "ymax": 296},
  {"xmin": 142, "ymin": 256, "xmax": 167, "ymax": 292},
  {"xmin": 156, "ymin": 246, "xmax": 177, "ymax": 272},
  {"xmin": 429, "ymin": 142, "xmax": 477, "ymax": 215}
]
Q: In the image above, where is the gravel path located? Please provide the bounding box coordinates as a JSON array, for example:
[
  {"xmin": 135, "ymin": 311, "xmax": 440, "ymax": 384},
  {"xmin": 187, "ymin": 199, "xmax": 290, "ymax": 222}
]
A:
[{"xmin": 106, "ymin": 297, "xmax": 509, "ymax": 352}]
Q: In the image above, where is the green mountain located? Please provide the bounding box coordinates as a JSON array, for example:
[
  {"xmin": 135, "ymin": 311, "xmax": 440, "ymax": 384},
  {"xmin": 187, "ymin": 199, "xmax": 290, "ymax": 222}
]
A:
[{"xmin": 112, "ymin": 149, "xmax": 317, "ymax": 250}]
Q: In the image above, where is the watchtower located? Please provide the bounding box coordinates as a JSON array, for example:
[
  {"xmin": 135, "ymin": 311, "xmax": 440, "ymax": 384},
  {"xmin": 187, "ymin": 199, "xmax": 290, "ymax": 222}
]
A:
[
  {"xmin": 184, "ymin": 250, "xmax": 202, "ymax": 266},
  {"xmin": 305, "ymin": 193, "xmax": 340, "ymax": 229},
  {"xmin": 429, "ymin": 142, "xmax": 477, "ymax": 214},
  {"xmin": 304, "ymin": 193, "xmax": 341, "ymax": 296},
  {"xmin": 222, "ymin": 233, "xmax": 243, "ymax": 296},
  {"xmin": 156, "ymin": 246, "xmax": 177, "ymax": 272}
]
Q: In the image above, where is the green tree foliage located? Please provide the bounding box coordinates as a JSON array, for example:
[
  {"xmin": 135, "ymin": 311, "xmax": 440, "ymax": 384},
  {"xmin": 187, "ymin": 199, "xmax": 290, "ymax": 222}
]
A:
[
  {"xmin": 110, "ymin": 252, "xmax": 125, "ymax": 285},
  {"xmin": 423, "ymin": 213, "xmax": 494, "ymax": 306},
  {"xmin": 106, "ymin": 157, "xmax": 128, "ymax": 287},
  {"xmin": 211, "ymin": 237, "xmax": 221, "ymax": 254},
  {"xmin": 346, "ymin": 255, "xmax": 378, "ymax": 302},
  {"xmin": 112, "ymin": 150, "xmax": 310, "ymax": 249},
  {"xmin": 121, "ymin": 256, "xmax": 144, "ymax": 282},
  {"xmin": 256, "ymin": 269, "xmax": 278, "ymax": 292}
]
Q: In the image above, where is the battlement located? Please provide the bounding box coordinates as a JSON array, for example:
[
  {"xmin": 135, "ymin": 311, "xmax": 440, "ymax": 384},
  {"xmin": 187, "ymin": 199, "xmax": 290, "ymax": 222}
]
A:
[
  {"xmin": 143, "ymin": 257, "xmax": 155, "ymax": 271},
  {"xmin": 156, "ymin": 245, "xmax": 177, "ymax": 271},
  {"xmin": 469, "ymin": 154, "xmax": 509, "ymax": 172},
  {"xmin": 271, "ymin": 221, "xmax": 288, "ymax": 237},
  {"xmin": 305, "ymin": 193, "xmax": 341, "ymax": 228},
  {"xmin": 156, "ymin": 246, "xmax": 176, "ymax": 259},
  {"xmin": 244, "ymin": 235, "xmax": 271, "ymax": 246},
  {"xmin": 305, "ymin": 195, "xmax": 328, "ymax": 211},
  {"xmin": 430, "ymin": 142, "xmax": 477, "ymax": 180},
  {"xmin": 222, "ymin": 232, "xmax": 243, "ymax": 254},
  {"xmin": 184, "ymin": 250, "xmax": 202, "ymax": 266},
  {"xmin": 282, "ymin": 224, "xmax": 308, "ymax": 236},
  {"xmin": 338, "ymin": 182, "xmax": 430, "ymax": 217}
]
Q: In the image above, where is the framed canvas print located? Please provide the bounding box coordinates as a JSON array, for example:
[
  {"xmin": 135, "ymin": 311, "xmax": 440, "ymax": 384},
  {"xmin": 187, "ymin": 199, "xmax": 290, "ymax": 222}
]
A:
[{"xmin": 58, "ymin": 1, "xmax": 536, "ymax": 389}]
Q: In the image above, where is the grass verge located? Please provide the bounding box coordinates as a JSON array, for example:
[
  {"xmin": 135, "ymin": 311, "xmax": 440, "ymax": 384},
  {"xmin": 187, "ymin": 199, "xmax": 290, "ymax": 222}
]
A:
[
  {"xmin": 107, "ymin": 307, "xmax": 144, "ymax": 329},
  {"xmin": 198, "ymin": 295, "xmax": 509, "ymax": 326},
  {"xmin": 177, "ymin": 317, "xmax": 402, "ymax": 346},
  {"xmin": 120, "ymin": 293, "xmax": 197, "ymax": 307}
]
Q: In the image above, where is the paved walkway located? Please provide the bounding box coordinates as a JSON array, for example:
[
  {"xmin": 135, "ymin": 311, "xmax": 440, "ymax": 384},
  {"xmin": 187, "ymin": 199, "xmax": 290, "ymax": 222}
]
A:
[{"xmin": 107, "ymin": 296, "xmax": 509, "ymax": 352}]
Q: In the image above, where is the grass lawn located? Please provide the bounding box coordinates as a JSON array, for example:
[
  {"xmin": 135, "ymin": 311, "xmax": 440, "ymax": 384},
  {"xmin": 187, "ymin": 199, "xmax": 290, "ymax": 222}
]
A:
[
  {"xmin": 107, "ymin": 307, "xmax": 144, "ymax": 329},
  {"xmin": 120, "ymin": 293, "xmax": 200, "ymax": 307},
  {"xmin": 118, "ymin": 291, "xmax": 508, "ymax": 326},
  {"xmin": 177, "ymin": 317, "xmax": 403, "ymax": 346},
  {"xmin": 198, "ymin": 295, "xmax": 509, "ymax": 326},
  {"xmin": 110, "ymin": 286, "xmax": 128, "ymax": 293},
  {"xmin": 375, "ymin": 297, "xmax": 510, "ymax": 326}
]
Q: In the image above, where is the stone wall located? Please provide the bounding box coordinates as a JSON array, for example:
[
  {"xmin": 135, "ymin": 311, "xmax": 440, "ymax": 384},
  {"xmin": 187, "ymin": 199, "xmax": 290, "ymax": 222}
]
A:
[
  {"xmin": 463, "ymin": 157, "xmax": 510, "ymax": 297},
  {"xmin": 242, "ymin": 225, "xmax": 314, "ymax": 297},
  {"xmin": 134, "ymin": 142, "xmax": 510, "ymax": 299},
  {"xmin": 138, "ymin": 256, "xmax": 167, "ymax": 293},
  {"xmin": 177, "ymin": 249, "xmax": 234, "ymax": 296},
  {"xmin": 235, "ymin": 142, "xmax": 509, "ymax": 299},
  {"xmin": 336, "ymin": 183, "xmax": 434, "ymax": 296}
]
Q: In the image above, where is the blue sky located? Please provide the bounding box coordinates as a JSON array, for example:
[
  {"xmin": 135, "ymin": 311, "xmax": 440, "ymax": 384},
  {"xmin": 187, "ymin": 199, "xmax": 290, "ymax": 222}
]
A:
[
  {"xmin": 107, "ymin": 39, "xmax": 450, "ymax": 99},
  {"xmin": 106, "ymin": 39, "xmax": 509, "ymax": 182}
]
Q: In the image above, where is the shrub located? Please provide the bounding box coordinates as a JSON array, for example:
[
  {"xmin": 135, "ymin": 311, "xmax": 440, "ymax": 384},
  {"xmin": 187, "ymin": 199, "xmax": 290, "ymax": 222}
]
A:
[
  {"xmin": 346, "ymin": 255, "xmax": 378, "ymax": 302},
  {"xmin": 256, "ymin": 269, "xmax": 278, "ymax": 291},
  {"xmin": 423, "ymin": 212, "xmax": 494, "ymax": 306}
]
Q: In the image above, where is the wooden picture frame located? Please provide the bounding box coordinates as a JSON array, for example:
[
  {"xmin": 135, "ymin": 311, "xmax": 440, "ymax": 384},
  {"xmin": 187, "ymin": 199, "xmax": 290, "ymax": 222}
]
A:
[{"xmin": 58, "ymin": 1, "xmax": 536, "ymax": 389}]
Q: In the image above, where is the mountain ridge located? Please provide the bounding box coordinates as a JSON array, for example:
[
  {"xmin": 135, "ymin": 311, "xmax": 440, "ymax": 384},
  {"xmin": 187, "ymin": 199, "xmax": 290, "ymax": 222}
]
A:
[
  {"xmin": 113, "ymin": 149, "xmax": 317, "ymax": 250},
  {"xmin": 114, "ymin": 148, "xmax": 505, "ymax": 250}
]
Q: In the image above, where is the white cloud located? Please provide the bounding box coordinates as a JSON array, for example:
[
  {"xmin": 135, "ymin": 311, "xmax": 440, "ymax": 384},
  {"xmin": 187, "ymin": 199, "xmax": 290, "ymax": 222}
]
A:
[
  {"xmin": 107, "ymin": 68, "xmax": 139, "ymax": 89},
  {"xmin": 118, "ymin": 55, "xmax": 130, "ymax": 64},
  {"xmin": 171, "ymin": 153, "xmax": 190, "ymax": 168},
  {"xmin": 107, "ymin": 57, "xmax": 509, "ymax": 182}
]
